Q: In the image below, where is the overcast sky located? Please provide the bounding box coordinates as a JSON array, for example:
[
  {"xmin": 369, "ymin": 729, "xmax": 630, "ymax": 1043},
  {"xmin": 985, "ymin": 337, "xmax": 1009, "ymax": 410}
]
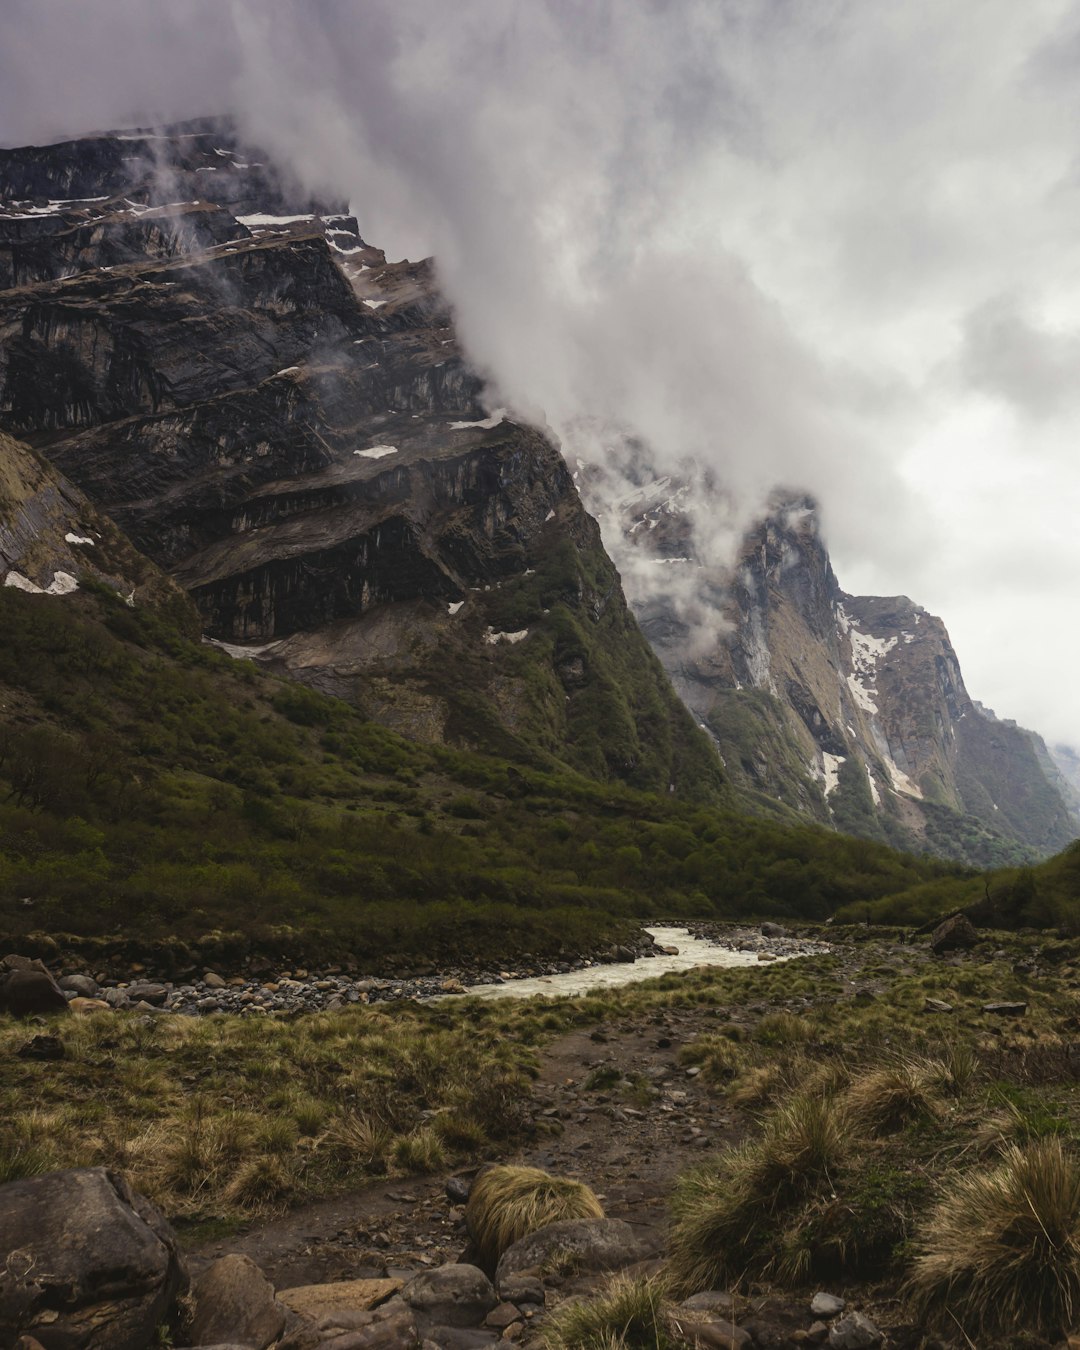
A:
[{"xmin": 4, "ymin": 1, "xmax": 1080, "ymax": 745}]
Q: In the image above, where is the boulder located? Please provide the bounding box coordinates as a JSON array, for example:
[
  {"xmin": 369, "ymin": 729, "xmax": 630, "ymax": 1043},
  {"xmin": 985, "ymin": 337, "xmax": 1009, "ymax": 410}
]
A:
[
  {"xmin": 810, "ymin": 1292, "xmax": 845, "ymax": 1318},
  {"xmin": 59, "ymin": 974, "xmax": 100, "ymax": 998},
  {"xmin": 929, "ymin": 914, "xmax": 978, "ymax": 954},
  {"xmin": 982, "ymin": 1001, "xmax": 1027, "ymax": 1017},
  {"xmin": 402, "ymin": 1266, "xmax": 496, "ymax": 1328},
  {"xmin": 0, "ymin": 1166, "xmax": 187, "ymax": 1350},
  {"xmin": 0, "ymin": 966, "xmax": 69, "ymax": 1017},
  {"xmin": 760, "ymin": 922, "xmax": 787, "ymax": 938},
  {"xmin": 188, "ymin": 1254, "xmax": 285, "ymax": 1350},
  {"xmin": 495, "ymin": 1219, "xmax": 648, "ymax": 1289},
  {"xmin": 828, "ymin": 1312, "xmax": 883, "ymax": 1349},
  {"xmin": 70, "ymin": 997, "xmax": 112, "ymax": 1015}
]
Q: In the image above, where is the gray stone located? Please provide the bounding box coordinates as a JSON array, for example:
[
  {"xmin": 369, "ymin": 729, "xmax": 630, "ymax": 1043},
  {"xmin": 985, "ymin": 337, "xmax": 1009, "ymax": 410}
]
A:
[
  {"xmin": 760, "ymin": 922, "xmax": 787, "ymax": 938},
  {"xmin": 482, "ymin": 1304, "xmax": 521, "ymax": 1331},
  {"xmin": 674, "ymin": 1292, "xmax": 738, "ymax": 1321},
  {"xmin": 103, "ymin": 987, "xmax": 130, "ymax": 1008},
  {"xmin": 922, "ymin": 998, "xmax": 953, "ymax": 1014},
  {"xmin": 126, "ymin": 981, "xmax": 170, "ymax": 1005},
  {"xmin": 403, "ymin": 1266, "xmax": 496, "ymax": 1328},
  {"xmin": 828, "ymin": 1312, "xmax": 883, "ymax": 1349},
  {"xmin": 0, "ymin": 1166, "xmax": 187, "ymax": 1350},
  {"xmin": 189, "ymin": 1254, "xmax": 285, "ymax": 1350},
  {"xmin": 493, "ymin": 1274, "xmax": 542, "ymax": 1307},
  {"xmin": 982, "ymin": 1001, "xmax": 1027, "ymax": 1016},
  {"xmin": 59, "ymin": 974, "xmax": 100, "ymax": 997},
  {"xmin": 203, "ymin": 971, "xmax": 228, "ymax": 988},
  {"xmin": 930, "ymin": 914, "xmax": 978, "ymax": 953},
  {"xmin": 810, "ymin": 1293, "xmax": 845, "ymax": 1317},
  {"xmin": 495, "ymin": 1219, "xmax": 648, "ymax": 1288},
  {"xmin": 304, "ymin": 1296, "xmax": 418, "ymax": 1350}
]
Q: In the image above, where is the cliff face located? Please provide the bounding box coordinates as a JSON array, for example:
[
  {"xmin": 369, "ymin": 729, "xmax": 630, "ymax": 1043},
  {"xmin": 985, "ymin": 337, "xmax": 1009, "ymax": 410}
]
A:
[
  {"xmin": 0, "ymin": 121, "xmax": 721, "ymax": 798},
  {"xmin": 602, "ymin": 480, "xmax": 1078, "ymax": 864}
]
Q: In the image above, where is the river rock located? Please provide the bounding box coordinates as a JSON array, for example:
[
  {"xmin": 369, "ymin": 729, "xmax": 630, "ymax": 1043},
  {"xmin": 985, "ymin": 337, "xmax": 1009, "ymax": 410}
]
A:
[
  {"xmin": 402, "ymin": 1266, "xmax": 496, "ymax": 1328},
  {"xmin": 495, "ymin": 1219, "xmax": 648, "ymax": 1289},
  {"xmin": 810, "ymin": 1293, "xmax": 845, "ymax": 1317},
  {"xmin": 59, "ymin": 974, "xmax": 100, "ymax": 998},
  {"xmin": 188, "ymin": 1253, "xmax": 285, "ymax": 1350},
  {"xmin": 930, "ymin": 914, "xmax": 978, "ymax": 953},
  {"xmin": 760, "ymin": 922, "xmax": 787, "ymax": 938},
  {"xmin": 125, "ymin": 981, "xmax": 170, "ymax": 1006},
  {"xmin": 0, "ymin": 1166, "xmax": 187, "ymax": 1350},
  {"xmin": 310, "ymin": 1296, "xmax": 419, "ymax": 1350}
]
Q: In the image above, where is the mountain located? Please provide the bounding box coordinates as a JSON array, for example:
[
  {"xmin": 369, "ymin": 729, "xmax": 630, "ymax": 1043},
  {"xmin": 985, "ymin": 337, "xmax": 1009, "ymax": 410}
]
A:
[
  {"xmin": 585, "ymin": 471, "xmax": 1079, "ymax": 867},
  {"xmin": 0, "ymin": 119, "xmax": 720, "ymax": 800}
]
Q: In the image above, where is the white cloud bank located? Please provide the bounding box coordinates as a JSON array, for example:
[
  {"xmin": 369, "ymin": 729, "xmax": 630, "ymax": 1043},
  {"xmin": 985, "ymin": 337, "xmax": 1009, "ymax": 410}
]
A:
[{"xmin": 4, "ymin": 1, "xmax": 1080, "ymax": 743}]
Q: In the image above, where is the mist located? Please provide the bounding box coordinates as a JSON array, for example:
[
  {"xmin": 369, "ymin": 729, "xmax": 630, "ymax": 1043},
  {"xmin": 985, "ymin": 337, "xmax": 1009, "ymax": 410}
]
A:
[{"xmin": 4, "ymin": 0, "xmax": 1080, "ymax": 742}]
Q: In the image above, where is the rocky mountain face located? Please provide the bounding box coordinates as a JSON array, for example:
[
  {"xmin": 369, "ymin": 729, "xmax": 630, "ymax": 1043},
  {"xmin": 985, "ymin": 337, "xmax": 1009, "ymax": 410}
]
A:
[
  {"xmin": 0, "ymin": 120, "xmax": 720, "ymax": 798},
  {"xmin": 595, "ymin": 477, "xmax": 1079, "ymax": 865}
]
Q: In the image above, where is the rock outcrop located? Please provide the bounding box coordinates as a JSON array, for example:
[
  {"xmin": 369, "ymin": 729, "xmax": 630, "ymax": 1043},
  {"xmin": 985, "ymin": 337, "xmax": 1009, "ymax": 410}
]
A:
[
  {"xmin": 593, "ymin": 474, "xmax": 1079, "ymax": 864},
  {"xmin": 0, "ymin": 120, "xmax": 721, "ymax": 798},
  {"xmin": 0, "ymin": 1167, "xmax": 187, "ymax": 1350}
]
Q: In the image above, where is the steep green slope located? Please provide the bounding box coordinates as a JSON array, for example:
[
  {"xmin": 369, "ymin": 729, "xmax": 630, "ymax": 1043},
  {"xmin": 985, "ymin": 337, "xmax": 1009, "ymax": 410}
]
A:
[{"xmin": 0, "ymin": 585, "xmax": 967, "ymax": 968}]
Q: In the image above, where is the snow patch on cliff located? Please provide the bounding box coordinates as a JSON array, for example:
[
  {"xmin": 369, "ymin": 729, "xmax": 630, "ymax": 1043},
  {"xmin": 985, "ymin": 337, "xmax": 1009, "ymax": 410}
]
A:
[
  {"xmin": 821, "ymin": 752, "xmax": 845, "ymax": 798},
  {"xmin": 354, "ymin": 445, "xmax": 398, "ymax": 459},
  {"xmin": 449, "ymin": 409, "xmax": 507, "ymax": 430}
]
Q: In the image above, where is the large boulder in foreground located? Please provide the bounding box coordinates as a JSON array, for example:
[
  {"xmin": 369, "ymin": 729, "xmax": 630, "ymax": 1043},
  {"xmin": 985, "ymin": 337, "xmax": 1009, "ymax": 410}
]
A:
[{"xmin": 0, "ymin": 1167, "xmax": 188, "ymax": 1350}]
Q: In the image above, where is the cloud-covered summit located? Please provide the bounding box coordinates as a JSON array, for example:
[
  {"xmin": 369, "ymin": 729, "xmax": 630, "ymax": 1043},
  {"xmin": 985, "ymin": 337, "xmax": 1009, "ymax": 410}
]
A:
[{"xmin": 4, "ymin": 0, "xmax": 1080, "ymax": 743}]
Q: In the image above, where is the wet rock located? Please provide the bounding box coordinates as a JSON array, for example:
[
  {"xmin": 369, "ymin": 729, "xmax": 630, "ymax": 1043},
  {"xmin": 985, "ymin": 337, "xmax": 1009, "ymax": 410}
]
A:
[
  {"xmin": 0, "ymin": 1166, "xmax": 187, "ymax": 1350},
  {"xmin": 402, "ymin": 1265, "xmax": 497, "ymax": 1328},
  {"xmin": 930, "ymin": 914, "xmax": 978, "ymax": 954},
  {"xmin": 810, "ymin": 1293, "xmax": 845, "ymax": 1318},
  {"xmin": 495, "ymin": 1219, "xmax": 648, "ymax": 1287},
  {"xmin": 188, "ymin": 1254, "xmax": 286, "ymax": 1350},
  {"xmin": 828, "ymin": 1312, "xmax": 883, "ymax": 1349}
]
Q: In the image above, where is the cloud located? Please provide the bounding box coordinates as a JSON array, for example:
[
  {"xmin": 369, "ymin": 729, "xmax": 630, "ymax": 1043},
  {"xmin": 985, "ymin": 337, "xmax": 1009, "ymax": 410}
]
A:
[{"xmin": 5, "ymin": 0, "xmax": 1080, "ymax": 743}]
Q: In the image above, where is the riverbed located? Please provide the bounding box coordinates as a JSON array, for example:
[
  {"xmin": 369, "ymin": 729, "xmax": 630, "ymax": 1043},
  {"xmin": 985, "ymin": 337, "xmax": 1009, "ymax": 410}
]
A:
[{"xmin": 453, "ymin": 924, "xmax": 821, "ymax": 1000}]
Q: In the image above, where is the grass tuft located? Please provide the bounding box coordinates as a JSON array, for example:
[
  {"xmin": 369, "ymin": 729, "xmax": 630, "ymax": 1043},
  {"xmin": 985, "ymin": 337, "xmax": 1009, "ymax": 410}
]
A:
[
  {"xmin": 907, "ymin": 1137, "xmax": 1080, "ymax": 1337},
  {"xmin": 541, "ymin": 1276, "xmax": 671, "ymax": 1350},
  {"xmin": 667, "ymin": 1092, "xmax": 847, "ymax": 1294},
  {"xmin": 466, "ymin": 1164, "xmax": 604, "ymax": 1273}
]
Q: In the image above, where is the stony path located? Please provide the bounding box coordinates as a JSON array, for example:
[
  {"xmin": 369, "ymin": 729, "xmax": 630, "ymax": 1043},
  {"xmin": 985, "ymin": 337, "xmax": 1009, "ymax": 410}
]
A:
[{"xmin": 189, "ymin": 1004, "xmax": 736, "ymax": 1286}]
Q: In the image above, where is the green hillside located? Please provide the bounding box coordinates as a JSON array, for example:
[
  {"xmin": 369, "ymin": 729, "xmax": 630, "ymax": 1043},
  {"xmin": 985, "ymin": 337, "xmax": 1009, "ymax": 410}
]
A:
[{"xmin": 0, "ymin": 583, "xmax": 967, "ymax": 969}]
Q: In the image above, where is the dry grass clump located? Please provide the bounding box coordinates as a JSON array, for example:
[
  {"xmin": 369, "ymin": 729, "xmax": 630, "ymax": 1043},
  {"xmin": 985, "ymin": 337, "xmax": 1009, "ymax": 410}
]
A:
[
  {"xmin": 466, "ymin": 1164, "xmax": 604, "ymax": 1273},
  {"xmin": 907, "ymin": 1137, "xmax": 1080, "ymax": 1337},
  {"xmin": 667, "ymin": 1092, "xmax": 847, "ymax": 1295},
  {"xmin": 540, "ymin": 1276, "xmax": 671, "ymax": 1350},
  {"xmin": 843, "ymin": 1059, "xmax": 945, "ymax": 1135}
]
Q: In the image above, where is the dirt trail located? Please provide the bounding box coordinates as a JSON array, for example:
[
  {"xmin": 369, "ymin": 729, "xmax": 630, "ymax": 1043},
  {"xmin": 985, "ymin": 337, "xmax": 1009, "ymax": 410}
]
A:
[{"xmin": 188, "ymin": 1004, "xmax": 735, "ymax": 1287}]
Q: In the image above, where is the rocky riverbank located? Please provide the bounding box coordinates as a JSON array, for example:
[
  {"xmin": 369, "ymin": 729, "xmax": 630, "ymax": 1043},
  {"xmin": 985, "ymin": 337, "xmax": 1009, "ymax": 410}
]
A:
[{"xmin": 1, "ymin": 924, "xmax": 831, "ymax": 1018}]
